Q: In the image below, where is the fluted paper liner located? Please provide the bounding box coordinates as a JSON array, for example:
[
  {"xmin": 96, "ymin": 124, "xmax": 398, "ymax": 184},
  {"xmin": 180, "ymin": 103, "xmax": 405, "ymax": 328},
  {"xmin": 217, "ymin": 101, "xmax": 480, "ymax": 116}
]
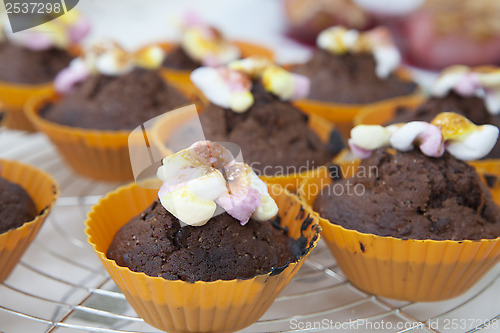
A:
[
  {"xmin": 293, "ymin": 69, "xmax": 422, "ymax": 137},
  {"xmin": 26, "ymin": 84, "xmax": 196, "ymax": 182},
  {"xmin": 0, "ymin": 159, "xmax": 59, "ymax": 282},
  {"xmin": 158, "ymin": 41, "xmax": 274, "ymax": 98},
  {"xmin": 354, "ymin": 94, "xmax": 427, "ymax": 126},
  {"xmin": 151, "ymin": 105, "xmax": 337, "ymax": 193},
  {"xmin": 85, "ymin": 183, "xmax": 321, "ymax": 333},
  {"xmin": 299, "ymin": 163, "xmax": 500, "ymax": 302}
]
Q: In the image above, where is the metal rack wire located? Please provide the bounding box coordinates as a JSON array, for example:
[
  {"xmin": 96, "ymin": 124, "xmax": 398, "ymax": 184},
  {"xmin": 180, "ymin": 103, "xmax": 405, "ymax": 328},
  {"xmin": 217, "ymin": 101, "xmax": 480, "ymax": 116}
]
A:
[{"xmin": 1, "ymin": 129, "xmax": 499, "ymax": 333}]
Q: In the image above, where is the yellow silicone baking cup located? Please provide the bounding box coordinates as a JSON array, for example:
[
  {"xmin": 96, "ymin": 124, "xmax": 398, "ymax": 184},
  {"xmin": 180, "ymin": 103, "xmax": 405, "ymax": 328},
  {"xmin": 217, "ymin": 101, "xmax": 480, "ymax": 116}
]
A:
[
  {"xmin": 293, "ymin": 68, "xmax": 423, "ymax": 136},
  {"xmin": 157, "ymin": 40, "xmax": 274, "ymax": 98},
  {"xmin": 150, "ymin": 105, "xmax": 337, "ymax": 193},
  {"xmin": 85, "ymin": 182, "xmax": 321, "ymax": 333},
  {"xmin": 299, "ymin": 162, "xmax": 500, "ymax": 302},
  {"xmin": 25, "ymin": 81, "xmax": 198, "ymax": 182},
  {"xmin": 0, "ymin": 159, "xmax": 59, "ymax": 282}
]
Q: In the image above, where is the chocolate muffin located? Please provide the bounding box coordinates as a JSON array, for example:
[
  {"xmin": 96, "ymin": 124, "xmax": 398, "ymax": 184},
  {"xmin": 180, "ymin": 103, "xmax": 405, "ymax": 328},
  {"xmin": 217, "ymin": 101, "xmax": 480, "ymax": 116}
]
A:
[
  {"xmin": 0, "ymin": 42, "xmax": 73, "ymax": 84},
  {"xmin": 314, "ymin": 149, "xmax": 500, "ymax": 241},
  {"xmin": 200, "ymin": 82, "xmax": 335, "ymax": 176},
  {"xmin": 293, "ymin": 50, "xmax": 417, "ymax": 104},
  {"xmin": 391, "ymin": 92, "xmax": 500, "ymax": 158},
  {"xmin": 107, "ymin": 199, "xmax": 306, "ymax": 282},
  {"xmin": 162, "ymin": 47, "xmax": 201, "ymax": 71},
  {"xmin": 41, "ymin": 68, "xmax": 190, "ymax": 131},
  {"xmin": 0, "ymin": 177, "xmax": 38, "ymax": 234}
]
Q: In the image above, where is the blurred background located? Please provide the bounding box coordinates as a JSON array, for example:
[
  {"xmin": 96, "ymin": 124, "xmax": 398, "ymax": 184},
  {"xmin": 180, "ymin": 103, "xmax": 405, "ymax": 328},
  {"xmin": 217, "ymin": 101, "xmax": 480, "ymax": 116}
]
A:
[{"xmin": 71, "ymin": 0, "xmax": 500, "ymax": 69}]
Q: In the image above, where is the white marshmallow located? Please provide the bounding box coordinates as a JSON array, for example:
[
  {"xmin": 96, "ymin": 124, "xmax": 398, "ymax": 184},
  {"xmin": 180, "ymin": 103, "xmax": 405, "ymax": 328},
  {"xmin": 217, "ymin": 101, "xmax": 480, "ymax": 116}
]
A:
[
  {"xmin": 350, "ymin": 125, "xmax": 392, "ymax": 150},
  {"xmin": 447, "ymin": 125, "xmax": 499, "ymax": 161}
]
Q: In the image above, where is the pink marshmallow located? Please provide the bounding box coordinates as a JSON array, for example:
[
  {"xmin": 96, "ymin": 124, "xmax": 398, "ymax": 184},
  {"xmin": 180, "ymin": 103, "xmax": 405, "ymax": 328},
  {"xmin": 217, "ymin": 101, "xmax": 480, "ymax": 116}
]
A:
[
  {"xmin": 22, "ymin": 33, "xmax": 53, "ymax": 51},
  {"xmin": 419, "ymin": 124, "xmax": 445, "ymax": 157},
  {"xmin": 218, "ymin": 68, "xmax": 252, "ymax": 92},
  {"xmin": 215, "ymin": 186, "xmax": 262, "ymax": 225},
  {"xmin": 292, "ymin": 74, "xmax": 311, "ymax": 99},
  {"xmin": 348, "ymin": 139, "xmax": 373, "ymax": 159},
  {"xmin": 455, "ymin": 72, "xmax": 481, "ymax": 97},
  {"xmin": 54, "ymin": 60, "xmax": 89, "ymax": 94}
]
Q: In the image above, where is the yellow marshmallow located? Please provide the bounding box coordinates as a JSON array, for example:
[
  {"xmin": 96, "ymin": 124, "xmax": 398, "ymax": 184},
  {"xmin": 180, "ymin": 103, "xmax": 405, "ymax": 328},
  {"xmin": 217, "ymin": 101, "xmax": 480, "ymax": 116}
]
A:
[{"xmin": 431, "ymin": 112, "xmax": 477, "ymax": 140}]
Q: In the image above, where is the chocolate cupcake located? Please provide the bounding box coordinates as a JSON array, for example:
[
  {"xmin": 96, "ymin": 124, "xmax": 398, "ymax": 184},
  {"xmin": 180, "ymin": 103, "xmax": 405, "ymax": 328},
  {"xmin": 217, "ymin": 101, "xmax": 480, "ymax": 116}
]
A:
[
  {"xmin": 358, "ymin": 65, "xmax": 500, "ymax": 159},
  {"xmin": 86, "ymin": 141, "xmax": 320, "ymax": 333},
  {"xmin": 0, "ymin": 177, "xmax": 38, "ymax": 235},
  {"xmin": 26, "ymin": 41, "xmax": 194, "ymax": 181},
  {"xmin": 0, "ymin": 11, "xmax": 89, "ymax": 130},
  {"xmin": 0, "ymin": 159, "xmax": 59, "ymax": 282},
  {"xmin": 41, "ymin": 67, "xmax": 189, "ymax": 131},
  {"xmin": 292, "ymin": 26, "xmax": 419, "ymax": 129},
  {"xmin": 177, "ymin": 57, "xmax": 340, "ymax": 192},
  {"xmin": 315, "ymin": 149, "xmax": 500, "ymax": 240},
  {"xmin": 301, "ymin": 112, "xmax": 500, "ymax": 301}
]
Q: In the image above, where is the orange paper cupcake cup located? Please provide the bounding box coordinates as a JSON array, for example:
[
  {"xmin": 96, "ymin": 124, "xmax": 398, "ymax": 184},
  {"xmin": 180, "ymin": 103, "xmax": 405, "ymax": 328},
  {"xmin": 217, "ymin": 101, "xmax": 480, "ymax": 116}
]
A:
[
  {"xmin": 0, "ymin": 159, "xmax": 59, "ymax": 282},
  {"xmin": 0, "ymin": 81, "xmax": 54, "ymax": 132},
  {"xmin": 158, "ymin": 40, "xmax": 274, "ymax": 99},
  {"xmin": 299, "ymin": 163, "xmax": 500, "ymax": 302},
  {"xmin": 151, "ymin": 105, "xmax": 338, "ymax": 193},
  {"xmin": 85, "ymin": 182, "xmax": 321, "ymax": 333}
]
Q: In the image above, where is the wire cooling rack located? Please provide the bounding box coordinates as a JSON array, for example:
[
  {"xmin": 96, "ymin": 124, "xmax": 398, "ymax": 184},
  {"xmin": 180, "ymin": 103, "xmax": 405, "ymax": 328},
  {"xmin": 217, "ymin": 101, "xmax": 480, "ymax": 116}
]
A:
[{"xmin": 0, "ymin": 129, "xmax": 499, "ymax": 333}]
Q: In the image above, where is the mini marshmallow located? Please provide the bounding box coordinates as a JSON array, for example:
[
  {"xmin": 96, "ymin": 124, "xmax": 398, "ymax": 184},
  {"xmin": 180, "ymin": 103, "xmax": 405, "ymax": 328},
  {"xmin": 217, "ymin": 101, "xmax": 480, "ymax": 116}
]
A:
[
  {"xmin": 191, "ymin": 67, "xmax": 254, "ymax": 112},
  {"xmin": 446, "ymin": 125, "xmax": 499, "ymax": 161},
  {"xmin": 349, "ymin": 112, "xmax": 498, "ymax": 161},
  {"xmin": 350, "ymin": 125, "xmax": 392, "ymax": 150},
  {"xmin": 261, "ymin": 66, "xmax": 310, "ymax": 101},
  {"xmin": 159, "ymin": 171, "xmax": 228, "ymax": 226},
  {"xmin": 262, "ymin": 66, "xmax": 295, "ymax": 100},
  {"xmin": 431, "ymin": 66, "xmax": 470, "ymax": 97},
  {"xmin": 348, "ymin": 139, "xmax": 374, "ymax": 159},
  {"xmin": 157, "ymin": 141, "xmax": 279, "ymax": 226},
  {"xmin": 430, "ymin": 112, "xmax": 476, "ymax": 140},
  {"xmin": 373, "ymin": 46, "xmax": 401, "ymax": 79},
  {"xmin": 317, "ymin": 27, "xmax": 360, "ymax": 54},
  {"xmin": 228, "ymin": 56, "xmax": 273, "ymax": 78},
  {"xmin": 54, "ymin": 58, "xmax": 90, "ymax": 94},
  {"xmin": 484, "ymin": 92, "xmax": 500, "ymax": 115},
  {"xmin": 391, "ymin": 122, "xmax": 444, "ymax": 157},
  {"xmin": 477, "ymin": 70, "xmax": 500, "ymax": 115},
  {"xmin": 95, "ymin": 49, "xmax": 134, "ymax": 76},
  {"xmin": 180, "ymin": 23, "xmax": 240, "ymax": 67},
  {"xmin": 134, "ymin": 45, "xmax": 165, "ymax": 70}
]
